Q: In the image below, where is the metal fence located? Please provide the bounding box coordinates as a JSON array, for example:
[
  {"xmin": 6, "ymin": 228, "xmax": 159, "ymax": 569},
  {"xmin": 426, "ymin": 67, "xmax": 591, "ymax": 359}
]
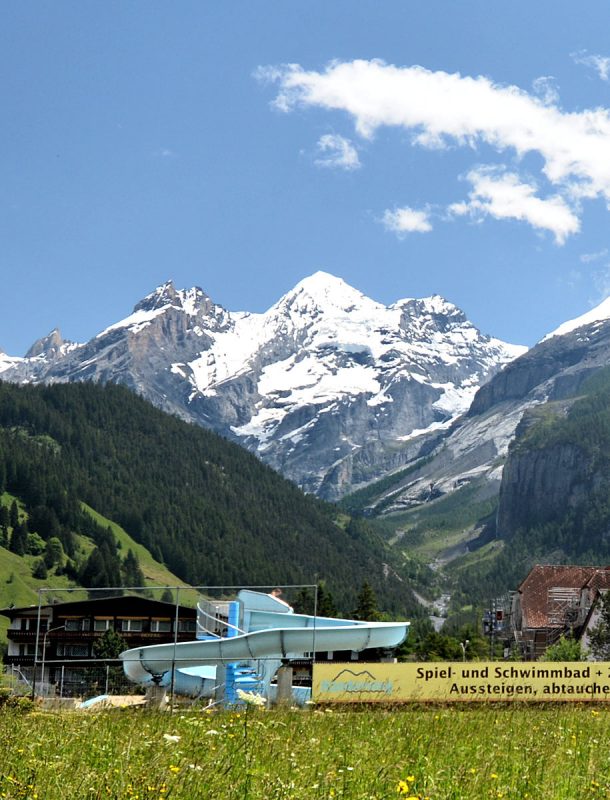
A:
[{"xmin": 5, "ymin": 659, "xmax": 141, "ymax": 699}]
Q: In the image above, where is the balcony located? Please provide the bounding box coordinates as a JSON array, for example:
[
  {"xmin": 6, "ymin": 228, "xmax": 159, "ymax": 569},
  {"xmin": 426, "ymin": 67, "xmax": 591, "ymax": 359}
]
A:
[
  {"xmin": 7, "ymin": 629, "xmax": 41, "ymax": 640},
  {"xmin": 4, "ymin": 655, "xmax": 37, "ymax": 666}
]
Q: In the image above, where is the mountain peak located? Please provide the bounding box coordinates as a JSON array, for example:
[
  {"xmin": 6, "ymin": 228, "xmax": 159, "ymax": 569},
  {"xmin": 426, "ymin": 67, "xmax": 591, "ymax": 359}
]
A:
[
  {"xmin": 394, "ymin": 294, "xmax": 459, "ymax": 316},
  {"xmin": 276, "ymin": 270, "xmax": 380, "ymax": 317},
  {"xmin": 294, "ymin": 270, "xmax": 353, "ymax": 293},
  {"xmin": 542, "ymin": 296, "xmax": 610, "ymax": 342},
  {"xmin": 25, "ymin": 328, "xmax": 64, "ymax": 359},
  {"xmin": 133, "ymin": 281, "xmax": 212, "ymax": 318},
  {"xmin": 135, "ymin": 280, "xmax": 180, "ymax": 312}
]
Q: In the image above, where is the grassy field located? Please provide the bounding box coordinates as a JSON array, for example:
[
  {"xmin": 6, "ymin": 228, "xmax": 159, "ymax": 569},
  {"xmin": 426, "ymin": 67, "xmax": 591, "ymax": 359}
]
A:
[{"xmin": 2, "ymin": 703, "xmax": 610, "ymax": 799}]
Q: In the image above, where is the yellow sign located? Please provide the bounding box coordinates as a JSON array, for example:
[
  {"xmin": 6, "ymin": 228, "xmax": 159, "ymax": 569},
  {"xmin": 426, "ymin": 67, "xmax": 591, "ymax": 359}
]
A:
[{"xmin": 312, "ymin": 662, "xmax": 610, "ymax": 703}]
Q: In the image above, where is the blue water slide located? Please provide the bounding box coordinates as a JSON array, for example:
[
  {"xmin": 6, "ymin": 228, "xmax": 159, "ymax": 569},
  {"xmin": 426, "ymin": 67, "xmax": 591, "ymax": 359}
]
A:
[{"xmin": 120, "ymin": 590, "xmax": 409, "ymax": 701}]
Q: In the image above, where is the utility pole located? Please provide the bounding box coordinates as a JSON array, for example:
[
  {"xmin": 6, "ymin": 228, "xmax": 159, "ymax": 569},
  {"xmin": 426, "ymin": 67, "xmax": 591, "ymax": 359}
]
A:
[{"xmin": 483, "ymin": 599, "xmax": 506, "ymax": 660}]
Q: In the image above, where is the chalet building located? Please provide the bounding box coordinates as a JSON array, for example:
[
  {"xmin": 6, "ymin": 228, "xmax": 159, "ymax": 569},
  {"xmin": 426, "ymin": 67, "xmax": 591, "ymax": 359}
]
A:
[
  {"xmin": 1, "ymin": 595, "xmax": 197, "ymax": 696},
  {"xmin": 510, "ymin": 565, "xmax": 610, "ymax": 660}
]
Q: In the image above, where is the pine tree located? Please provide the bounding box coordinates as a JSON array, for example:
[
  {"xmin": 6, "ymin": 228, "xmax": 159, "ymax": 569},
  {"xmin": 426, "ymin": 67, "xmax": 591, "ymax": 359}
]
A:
[
  {"xmin": 352, "ymin": 581, "xmax": 382, "ymax": 621},
  {"xmin": 9, "ymin": 521, "xmax": 28, "ymax": 556},
  {"xmin": 9, "ymin": 500, "xmax": 18, "ymax": 529},
  {"xmin": 32, "ymin": 559, "xmax": 48, "ymax": 580},
  {"xmin": 80, "ymin": 544, "xmax": 123, "ymax": 596},
  {"xmin": 292, "ymin": 587, "xmax": 315, "ymax": 615},
  {"xmin": 317, "ymin": 583, "xmax": 338, "ymax": 617},
  {"xmin": 122, "ymin": 549, "xmax": 145, "ymax": 588}
]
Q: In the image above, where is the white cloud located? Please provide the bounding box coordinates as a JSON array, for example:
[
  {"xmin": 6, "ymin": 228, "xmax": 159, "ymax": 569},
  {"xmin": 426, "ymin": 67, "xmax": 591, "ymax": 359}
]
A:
[
  {"xmin": 260, "ymin": 59, "xmax": 610, "ymax": 241},
  {"xmin": 572, "ymin": 50, "xmax": 610, "ymax": 82},
  {"xmin": 382, "ymin": 206, "xmax": 432, "ymax": 235},
  {"xmin": 449, "ymin": 168, "xmax": 580, "ymax": 244},
  {"xmin": 314, "ymin": 134, "xmax": 360, "ymax": 170},
  {"xmin": 580, "ymin": 248, "xmax": 609, "ymax": 264},
  {"xmin": 532, "ymin": 76, "xmax": 559, "ymax": 106}
]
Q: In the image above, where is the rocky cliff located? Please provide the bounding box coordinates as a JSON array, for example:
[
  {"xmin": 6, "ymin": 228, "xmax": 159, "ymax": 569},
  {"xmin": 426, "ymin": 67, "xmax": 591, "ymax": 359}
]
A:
[
  {"xmin": 492, "ymin": 363, "xmax": 610, "ymax": 564},
  {"xmin": 496, "ymin": 406, "xmax": 593, "ymax": 535}
]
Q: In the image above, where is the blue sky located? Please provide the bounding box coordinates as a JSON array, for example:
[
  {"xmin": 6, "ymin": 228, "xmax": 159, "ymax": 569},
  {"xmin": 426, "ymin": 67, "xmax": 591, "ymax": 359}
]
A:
[{"xmin": 3, "ymin": 1, "xmax": 610, "ymax": 354}]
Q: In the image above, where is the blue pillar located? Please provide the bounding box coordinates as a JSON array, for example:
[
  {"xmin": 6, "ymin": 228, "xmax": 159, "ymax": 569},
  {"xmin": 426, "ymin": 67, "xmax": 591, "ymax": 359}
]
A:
[{"xmin": 224, "ymin": 600, "xmax": 240, "ymax": 704}]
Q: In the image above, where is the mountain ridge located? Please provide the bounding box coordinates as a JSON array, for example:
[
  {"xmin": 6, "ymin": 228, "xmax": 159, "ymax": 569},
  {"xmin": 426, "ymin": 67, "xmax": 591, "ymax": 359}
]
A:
[{"xmin": 0, "ymin": 271, "xmax": 525, "ymax": 498}]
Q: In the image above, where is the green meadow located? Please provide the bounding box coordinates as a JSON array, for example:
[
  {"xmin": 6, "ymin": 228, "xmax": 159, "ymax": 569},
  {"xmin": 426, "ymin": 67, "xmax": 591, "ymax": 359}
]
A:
[{"xmin": 2, "ymin": 703, "xmax": 610, "ymax": 799}]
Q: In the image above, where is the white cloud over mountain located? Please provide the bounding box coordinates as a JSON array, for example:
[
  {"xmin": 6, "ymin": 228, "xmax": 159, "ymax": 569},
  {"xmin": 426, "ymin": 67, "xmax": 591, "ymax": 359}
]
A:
[
  {"xmin": 260, "ymin": 59, "xmax": 610, "ymax": 242},
  {"xmin": 449, "ymin": 167, "xmax": 580, "ymax": 244}
]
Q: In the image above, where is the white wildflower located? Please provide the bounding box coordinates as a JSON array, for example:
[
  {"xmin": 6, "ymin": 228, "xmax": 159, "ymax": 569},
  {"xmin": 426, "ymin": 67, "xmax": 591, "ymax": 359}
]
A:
[{"xmin": 236, "ymin": 689, "xmax": 267, "ymax": 706}]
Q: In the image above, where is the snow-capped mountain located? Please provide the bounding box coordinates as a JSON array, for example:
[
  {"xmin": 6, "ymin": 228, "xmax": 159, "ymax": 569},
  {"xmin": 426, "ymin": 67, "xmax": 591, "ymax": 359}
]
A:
[
  {"xmin": 541, "ymin": 296, "xmax": 610, "ymax": 342},
  {"xmin": 0, "ymin": 272, "xmax": 525, "ymax": 497},
  {"xmin": 357, "ymin": 294, "xmax": 610, "ymax": 520}
]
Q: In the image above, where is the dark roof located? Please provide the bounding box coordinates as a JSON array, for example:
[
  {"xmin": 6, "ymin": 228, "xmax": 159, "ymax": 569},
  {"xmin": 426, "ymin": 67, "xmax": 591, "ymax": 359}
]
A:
[{"xmin": 0, "ymin": 594, "xmax": 196, "ymax": 619}]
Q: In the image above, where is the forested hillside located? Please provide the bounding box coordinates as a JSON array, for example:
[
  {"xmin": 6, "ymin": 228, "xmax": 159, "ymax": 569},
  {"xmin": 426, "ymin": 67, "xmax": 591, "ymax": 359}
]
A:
[{"xmin": 0, "ymin": 381, "xmax": 414, "ymax": 614}]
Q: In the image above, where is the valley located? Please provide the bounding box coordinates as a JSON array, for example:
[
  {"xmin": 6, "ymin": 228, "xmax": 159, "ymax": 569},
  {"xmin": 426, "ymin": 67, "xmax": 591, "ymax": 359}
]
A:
[{"xmin": 2, "ymin": 275, "xmax": 610, "ymax": 629}]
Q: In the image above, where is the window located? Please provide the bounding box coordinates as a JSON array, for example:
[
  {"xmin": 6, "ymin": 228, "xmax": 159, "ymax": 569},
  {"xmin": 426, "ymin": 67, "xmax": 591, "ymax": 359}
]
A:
[
  {"xmin": 64, "ymin": 619, "xmax": 90, "ymax": 632},
  {"xmin": 56, "ymin": 644, "xmax": 90, "ymax": 657},
  {"xmin": 94, "ymin": 619, "xmax": 113, "ymax": 632},
  {"xmin": 18, "ymin": 644, "xmax": 41, "ymax": 657},
  {"xmin": 151, "ymin": 620, "xmax": 171, "ymax": 633},
  {"xmin": 120, "ymin": 619, "xmax": 143, "ymax": 633},
  {"xmin": 178, "ymin": 620, "xmax": 196, "ymax": 633},
  {"xmin": 15, "ymin": 618, "xmax": 48, "ymax": 632}
]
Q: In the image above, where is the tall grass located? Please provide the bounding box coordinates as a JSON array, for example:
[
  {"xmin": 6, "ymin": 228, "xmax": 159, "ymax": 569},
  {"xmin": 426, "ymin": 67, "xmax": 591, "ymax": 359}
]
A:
[{"xmin": 1, "ymin": 704, "xmax": 610, "ymax": 799}]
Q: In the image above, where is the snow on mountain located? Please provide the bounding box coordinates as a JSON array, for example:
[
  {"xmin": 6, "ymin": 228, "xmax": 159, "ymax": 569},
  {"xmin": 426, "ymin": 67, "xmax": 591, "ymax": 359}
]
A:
[
  {"xmin": 541, "ymin": 296, "xmax": 610, "ymax": 342},
  {"xmin": 189, "ymin": 273, "xmax": 521, "ymax": 408},
  {"xmin": 0, "ymin": 272, "xmax": 526, "ymax": 498},
  {"xmin": 0, "ymin": 352, "xmax": 25, "ymax": 376}
]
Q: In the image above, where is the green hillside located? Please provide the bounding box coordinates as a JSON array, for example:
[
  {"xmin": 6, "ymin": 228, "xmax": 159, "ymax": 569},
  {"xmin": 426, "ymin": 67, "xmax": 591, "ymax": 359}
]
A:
[{"xmin": 0, "ymin": 381, "xmax": 415, "ymax": 615}]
